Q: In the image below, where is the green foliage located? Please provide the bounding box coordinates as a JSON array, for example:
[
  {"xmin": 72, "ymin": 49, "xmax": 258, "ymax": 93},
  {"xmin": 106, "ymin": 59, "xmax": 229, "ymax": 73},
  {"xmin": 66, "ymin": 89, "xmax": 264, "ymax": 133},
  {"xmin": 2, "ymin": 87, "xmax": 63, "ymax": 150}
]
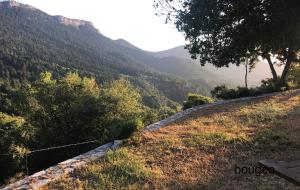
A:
[
  {"xmin": 105, "ymin": 148, "xmax": 150, "ymax": 180},
  {"xmin": 106, "ymin": 118, "xmax": 144, "ymax": 141},
  {"xmin": 47, "ymin": 148, "xmax": 151, "ymax": 190},
  {"xmin": 252, "ymin": 131, "xmax": 297, "ymax": 152},
  {"xmin": 92, "ymin": 148, "xmax": 150, "ymax": 189},
  {"xmin": 183, "ymin": 93, "xmax": 214, "ymax": 109},
  {"xmin": 0, "ymin": 72, "xmax": 156, "ymax": 184},
  {"xmin": 0, "ymin": 3, "xmax": 211, "ymax": 109},
  {"xmin": 0, "ymin": 2, "xmax": 214, "ymax": 184},
  {"xmin": 155, "ymin": 0, "xmax": 300, "ymax": 84},
  {"xmin": 211, "ymin": 85, "xmax": 238, "ymax": 100},
  {"xmin": 0, "ymin": 113, "xmax": 33, "ymax": 181},
  {"xmin": 211, "ymin": 85, "xmax": 260, "ymax": 100},
  {"xmin": 101, "ymin": 78, "xmax": 143, "ymax": 123},
  {"xmin": 241, "ymin": 103, "xmax": 282, "ymax": 125},
  {"xmin": 211, "ymin": 82, "xmax": 284, "ymax": 100},
  {"xmin": 0, "ymin": 84, "xmax": 15, "ymax": 114},
  {"xmin": 183, "ymin": 132, "xmax": 233, "ymax": 151}
]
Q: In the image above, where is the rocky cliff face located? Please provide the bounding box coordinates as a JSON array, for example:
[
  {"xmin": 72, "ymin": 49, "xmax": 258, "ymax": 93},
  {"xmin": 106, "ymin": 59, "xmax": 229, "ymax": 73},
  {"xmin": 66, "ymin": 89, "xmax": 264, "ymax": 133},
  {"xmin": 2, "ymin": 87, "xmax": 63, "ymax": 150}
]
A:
[
  {"xmin": 0, "ymin": 1, "xmax": 95, "ymax": 29},
  {"xmin": 0, "ymin": 0, "xmax": 35, "ymax": 9},
  {"xmin": 54, "ymin": 15, "xmax": 94, "ymax": 29},
  {"xmin": 0, "ymin": 0, "xmax": 20, "ymax": 7}
]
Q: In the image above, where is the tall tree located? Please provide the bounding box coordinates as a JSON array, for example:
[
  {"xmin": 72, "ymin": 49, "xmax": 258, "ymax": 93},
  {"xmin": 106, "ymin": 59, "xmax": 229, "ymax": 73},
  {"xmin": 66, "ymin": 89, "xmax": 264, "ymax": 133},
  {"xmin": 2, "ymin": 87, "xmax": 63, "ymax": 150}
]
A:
[{"xmin": 155, "ymin": 0, "xmax": 300, "ymax": 85}]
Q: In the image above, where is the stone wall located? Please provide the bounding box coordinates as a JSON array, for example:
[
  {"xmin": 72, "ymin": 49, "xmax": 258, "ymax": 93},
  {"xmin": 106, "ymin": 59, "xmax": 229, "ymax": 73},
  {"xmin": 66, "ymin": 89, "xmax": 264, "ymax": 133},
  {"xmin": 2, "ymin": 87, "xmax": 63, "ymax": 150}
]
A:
[
  {"xmin": 2, "ymin": 90, "xmax": 299, "ymax": 190},
  {"xmin": 1, "ymin": 141, "xmax": 122, "ymax": 190}
]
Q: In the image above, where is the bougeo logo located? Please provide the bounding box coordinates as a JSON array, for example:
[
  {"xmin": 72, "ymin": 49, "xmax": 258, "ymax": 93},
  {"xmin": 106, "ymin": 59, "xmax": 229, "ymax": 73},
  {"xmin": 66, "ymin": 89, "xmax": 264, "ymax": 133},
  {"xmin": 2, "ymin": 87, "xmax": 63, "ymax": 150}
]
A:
[{"xmin": 234, "ymin": 164, "xmax": 275, "ymax": 176}]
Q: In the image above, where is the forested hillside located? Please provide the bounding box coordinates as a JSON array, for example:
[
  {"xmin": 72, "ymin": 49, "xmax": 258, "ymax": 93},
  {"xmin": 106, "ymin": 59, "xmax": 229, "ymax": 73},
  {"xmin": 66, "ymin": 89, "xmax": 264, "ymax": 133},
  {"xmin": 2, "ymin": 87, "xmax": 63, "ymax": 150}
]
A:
[
  {"xmin": 152, "ymin": 46, "xmax": 284, "ymax": 86},
  {"xmin": 0, "ymin": 1, "xmax": 217, "ymax": 184},
  {"xmin": 0, "ymin": 71, "xmax": 157, "ymax": 184},
  {"xmin": 0, "ymin": 1, "xmax": 213, "ymax": 110}
]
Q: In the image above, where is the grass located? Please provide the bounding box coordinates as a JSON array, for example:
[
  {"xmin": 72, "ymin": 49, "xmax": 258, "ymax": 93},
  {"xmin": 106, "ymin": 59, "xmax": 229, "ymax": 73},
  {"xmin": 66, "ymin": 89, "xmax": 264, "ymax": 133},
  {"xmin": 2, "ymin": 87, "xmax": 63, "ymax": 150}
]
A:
[
  {"xmin": 240, "ymin": 102, "xmax": 283, "ymax": 125},
  {"xmin": 46, "ymin": 148, "xmax": 151, "ymax": 190},
  {"xmin": 42, "ymin": 91, "xmax": 300, "ymax": 190},
  {"xmin": 182, "ymin": 131, "xmax": 238, "ymax": 152}
]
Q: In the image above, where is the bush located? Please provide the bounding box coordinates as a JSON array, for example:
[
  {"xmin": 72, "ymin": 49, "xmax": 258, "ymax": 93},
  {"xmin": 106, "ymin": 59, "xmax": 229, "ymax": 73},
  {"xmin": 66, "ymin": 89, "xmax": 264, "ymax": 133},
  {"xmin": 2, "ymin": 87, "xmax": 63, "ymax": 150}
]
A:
[
  {"xmin": 107, "ymin": 118, "xmax": 144, "ymax": 140},
  {"xmin": 211, "ymin": 80, "xmax": 284, "ymax": 100},
  {"xmin": 259, "ymin": 79, "xmax": 282, "ymax": 92},
  {"xmin": 0, "ymin": 72, "xmax": 152, "ymax": 183},
  {"xmin": 183, "ymin": 93, "xmax": 214, "ymax": 110}
]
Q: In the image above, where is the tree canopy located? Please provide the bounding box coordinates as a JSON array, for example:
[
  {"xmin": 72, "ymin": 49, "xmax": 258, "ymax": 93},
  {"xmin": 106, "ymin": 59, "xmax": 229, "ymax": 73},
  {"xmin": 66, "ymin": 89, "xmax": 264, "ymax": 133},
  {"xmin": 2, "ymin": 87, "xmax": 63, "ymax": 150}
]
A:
[
  {"xmin": 155, "ymin": 0, "xmax": 300, "ymax": 85},
  {"xmin": 0, "ymin": 72, "xmax": 148, "ymax": 183}
]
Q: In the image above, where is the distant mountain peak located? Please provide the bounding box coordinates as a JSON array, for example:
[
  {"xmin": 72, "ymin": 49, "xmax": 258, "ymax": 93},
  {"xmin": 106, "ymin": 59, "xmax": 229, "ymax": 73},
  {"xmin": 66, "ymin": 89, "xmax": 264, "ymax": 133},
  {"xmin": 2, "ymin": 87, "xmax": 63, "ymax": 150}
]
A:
[
  {"xmin": 54, "ymin": 15, "xmax": 94, "ymax": 28},
  {"xmin": 0, "ymin": 1, "xmax": 95, "ymax": 29},
  {"xmin": 0, "ymin": 0, "xmax": 35, "ymax": 9},
  {"xmin": 0, "ymin": 0, "xmax": 20, "ymax": 7},
  {"xmin": 114, "ymin": 39, "xmax": 140, "ymax": 50}
]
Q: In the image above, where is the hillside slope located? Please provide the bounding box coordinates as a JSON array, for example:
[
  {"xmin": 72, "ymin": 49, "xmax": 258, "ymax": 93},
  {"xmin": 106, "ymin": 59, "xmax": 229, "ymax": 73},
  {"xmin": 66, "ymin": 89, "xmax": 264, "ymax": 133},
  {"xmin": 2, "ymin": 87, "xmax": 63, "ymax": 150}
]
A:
[
  {"xmin": 44, "ymin": 90, "xmax": 300, "ymax": 190},
  {"xmin": 152, "ymin": 45, "xmax": 284, "ymax": 86},
  {"xmin": 0, "ymin": 1, "xmax": 212, "ymax": 108}
]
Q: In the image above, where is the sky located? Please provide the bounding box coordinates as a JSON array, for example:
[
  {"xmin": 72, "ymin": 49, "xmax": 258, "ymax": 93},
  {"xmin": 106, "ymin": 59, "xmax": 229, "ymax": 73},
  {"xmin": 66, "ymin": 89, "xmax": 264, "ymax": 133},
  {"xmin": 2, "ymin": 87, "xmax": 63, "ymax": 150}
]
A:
[{"xmin": 17, "ymin": 0, "xmax": 186, "ymax": 52}]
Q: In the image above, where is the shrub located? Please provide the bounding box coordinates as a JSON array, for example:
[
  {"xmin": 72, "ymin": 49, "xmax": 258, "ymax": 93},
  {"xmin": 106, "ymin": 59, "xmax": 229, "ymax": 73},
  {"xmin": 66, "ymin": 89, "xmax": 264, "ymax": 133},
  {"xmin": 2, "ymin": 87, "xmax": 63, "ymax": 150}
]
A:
[
  {"xmin": 0, "ymin": 113, "xmax": 33, "ymax": 182},
  {"xmin": 107, "ymin": 118, "xmax": 144, "ymax": 140},
  {"xmin": 211, "ymin": 80, "xmax": 284, "ymax": 100},
  {"xmin": 258, "ymin": 79, "xmax": 282, "ymax": 92},
  {"xmin": 0, "ymin": 72, "xmax": 151, "ymax": 183},
  {"xmin": 183, "ymin": 93, "xmax": 214, "ymax": 109},
  {"xmin": 211, "ymin": 85, "xmax": 236, "ymax": 100}
]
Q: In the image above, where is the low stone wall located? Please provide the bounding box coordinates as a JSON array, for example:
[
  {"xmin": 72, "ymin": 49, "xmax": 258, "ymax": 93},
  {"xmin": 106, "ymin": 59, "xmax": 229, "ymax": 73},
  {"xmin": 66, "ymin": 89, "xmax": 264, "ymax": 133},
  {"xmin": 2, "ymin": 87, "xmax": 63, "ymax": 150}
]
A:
[
  {"xmin": 144, "ymin": 90, "xmax": 298, "ymax": 131},
  {"xmin": 3, "ymin": 90, "xmax": 299, "ymax": 190},
  {"xmin": 2, "ymin": 141, "xmax": 122, "ymax": 190}
]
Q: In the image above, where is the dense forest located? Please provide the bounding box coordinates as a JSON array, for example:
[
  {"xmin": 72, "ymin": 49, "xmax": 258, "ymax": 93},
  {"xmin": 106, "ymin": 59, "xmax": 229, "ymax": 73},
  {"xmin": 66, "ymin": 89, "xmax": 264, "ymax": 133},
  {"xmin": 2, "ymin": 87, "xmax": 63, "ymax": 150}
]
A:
[
  {"xmin": 0, "ymin": 1, "xmax": 214, "ymax": 184},
  {"xmin": 0, "ymin": 71, "xmax": 168, "ymax": 184},
  {"xmin": 0, "ymin": 1, "xmax": 212, "ymax": 110},
  {"xmin": 1, "ymin": 0, "xmax": 299, "ymax": 186}
]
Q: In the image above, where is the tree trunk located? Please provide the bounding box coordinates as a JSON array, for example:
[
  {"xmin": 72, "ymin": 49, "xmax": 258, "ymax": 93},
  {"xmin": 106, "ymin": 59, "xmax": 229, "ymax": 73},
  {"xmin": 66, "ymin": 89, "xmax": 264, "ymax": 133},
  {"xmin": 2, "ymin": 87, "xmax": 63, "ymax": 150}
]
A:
[
  {"xmin": 265, "ymin": 55, "xmax": 278, "ymax": 82},
  {"xmin": 245, "ymin": 58, "xmax": 248, "ymax": 89},
  {"xmin": 280, "ymin": 48, "xmax": 293, "ymax": 85}
]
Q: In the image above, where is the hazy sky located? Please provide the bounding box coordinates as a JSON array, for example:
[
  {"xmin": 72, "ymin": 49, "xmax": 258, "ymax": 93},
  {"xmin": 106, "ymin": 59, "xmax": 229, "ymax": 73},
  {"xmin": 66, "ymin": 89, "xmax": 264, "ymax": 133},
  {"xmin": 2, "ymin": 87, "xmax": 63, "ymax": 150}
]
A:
[{"xmin": 18, "ymin": 0, "xmax": 186, "ymax": 51}]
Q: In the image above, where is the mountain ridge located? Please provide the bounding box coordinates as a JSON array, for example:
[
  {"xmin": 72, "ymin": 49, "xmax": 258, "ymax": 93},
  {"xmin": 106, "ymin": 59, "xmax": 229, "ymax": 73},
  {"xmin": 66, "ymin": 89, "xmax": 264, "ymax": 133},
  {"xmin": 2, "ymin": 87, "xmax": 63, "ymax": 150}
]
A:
[
  {"xmin": 0, "ymin": 1, "xmax": 257, "ymax": 87},
  {"xmin": 152, "ymin": 45, "xmax": 284, "ymax": 86},
  {"xmin": 0, "ymin": 0, "xmax": 214, "ymax": 109}
]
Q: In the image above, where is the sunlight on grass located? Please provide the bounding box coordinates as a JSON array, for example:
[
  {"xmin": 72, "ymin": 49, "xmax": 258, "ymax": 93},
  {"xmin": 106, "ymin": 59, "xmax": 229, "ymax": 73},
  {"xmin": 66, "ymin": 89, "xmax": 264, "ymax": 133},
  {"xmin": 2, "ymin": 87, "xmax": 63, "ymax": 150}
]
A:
[
  {"xmin": 47, "ymin": 148, "xmax": 151, "ymax": 190},
  {"xmin": 251, "ymin": 130, "xmax": 299, "ymax": 152},
  {"xmin": 183, "ymin": 131, "xmax": 249, "ymax": 151},
  {"xmin": 239, "ymin": 102, "xmax": 284, "ymax": 126},
  {"xmin": 44, "ymin": 92, "xmax": 300, "ymax": 190}
]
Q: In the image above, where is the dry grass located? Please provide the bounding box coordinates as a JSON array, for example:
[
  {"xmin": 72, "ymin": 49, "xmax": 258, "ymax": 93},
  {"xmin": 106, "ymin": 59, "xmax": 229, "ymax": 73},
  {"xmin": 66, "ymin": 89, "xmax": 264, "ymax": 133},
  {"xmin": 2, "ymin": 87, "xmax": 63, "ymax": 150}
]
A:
[{"xmin": 43, "ymin": 91, "xmax": 300, "ymax": 190}]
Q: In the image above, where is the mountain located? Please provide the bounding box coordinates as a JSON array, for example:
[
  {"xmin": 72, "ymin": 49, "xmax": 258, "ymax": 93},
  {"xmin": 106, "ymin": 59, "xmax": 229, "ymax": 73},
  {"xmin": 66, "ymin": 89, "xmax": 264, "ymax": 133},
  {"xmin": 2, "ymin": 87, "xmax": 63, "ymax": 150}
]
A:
[
  {"xmin": 0, "ymin": 1, "xmax": 215, "ymax": 108},
  {"xmin": 152, "ymin": 45, "xmax": 284, "ymax": 86},
  {"xmin": 152, "ymin": 46, "xmax": 191, "ymax": 59}
]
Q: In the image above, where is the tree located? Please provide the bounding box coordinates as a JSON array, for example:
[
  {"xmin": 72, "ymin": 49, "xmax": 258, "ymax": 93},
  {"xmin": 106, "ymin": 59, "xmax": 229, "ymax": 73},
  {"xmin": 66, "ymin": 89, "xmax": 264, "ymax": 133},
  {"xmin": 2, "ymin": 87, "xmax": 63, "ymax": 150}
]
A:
[
  {"xmin": 0, "ymin": 72, "xmax": 150, "ymax": 182},
  {"xmin": 101, "ymin": 78, "xmax": 143, "ymax": 123},
  {"xmin": 154, "ymin": 0, "xmax": 300, "ymax": 85},
  {"xmin": 244, "ymin": 58, "xmax": 249, "ymax": 89}
]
